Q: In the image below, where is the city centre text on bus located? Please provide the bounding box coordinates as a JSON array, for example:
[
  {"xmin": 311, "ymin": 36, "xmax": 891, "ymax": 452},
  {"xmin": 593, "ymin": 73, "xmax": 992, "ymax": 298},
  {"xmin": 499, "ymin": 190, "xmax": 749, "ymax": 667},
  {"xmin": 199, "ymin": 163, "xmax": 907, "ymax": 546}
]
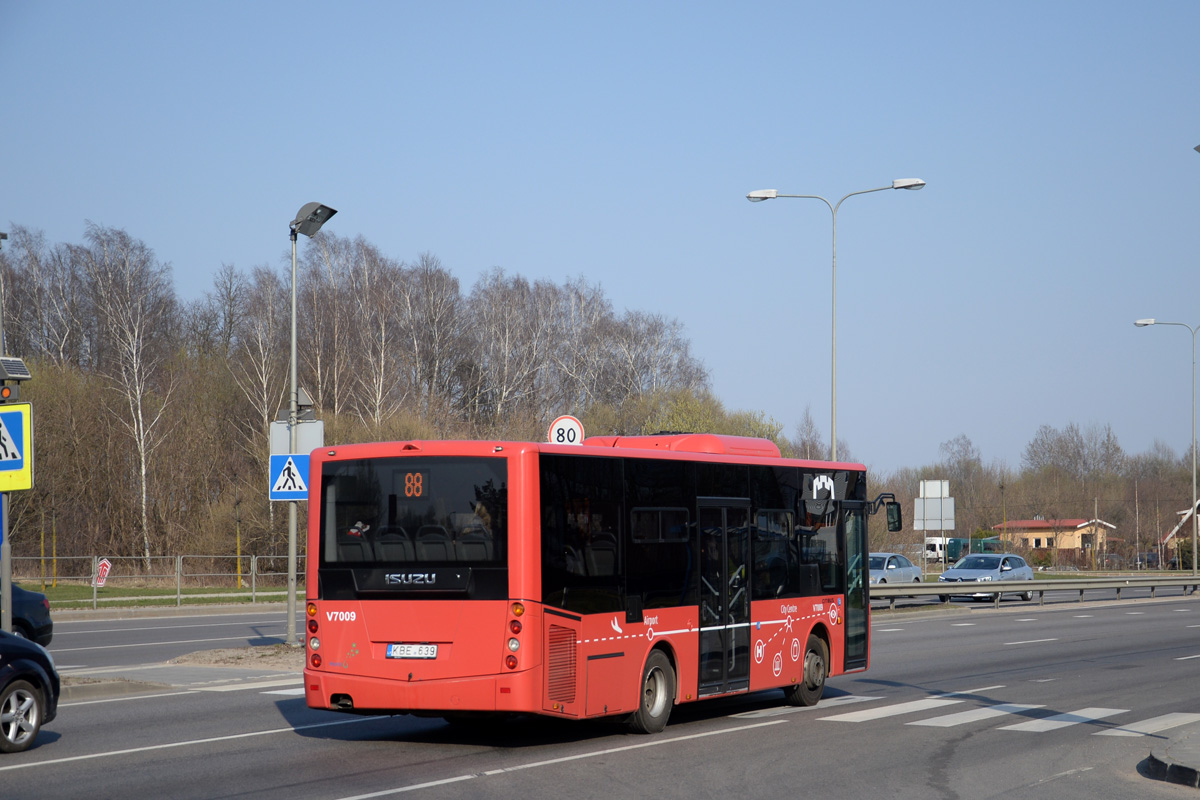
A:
[{"xmin": 304, "ymin": 433, "xmax": 901, "ymax": 733}]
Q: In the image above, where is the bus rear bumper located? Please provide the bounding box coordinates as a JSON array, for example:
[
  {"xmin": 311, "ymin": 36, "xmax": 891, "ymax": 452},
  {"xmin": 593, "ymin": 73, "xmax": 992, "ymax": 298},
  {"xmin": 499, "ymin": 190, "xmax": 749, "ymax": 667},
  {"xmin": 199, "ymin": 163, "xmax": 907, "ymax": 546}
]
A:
[{"xmin": 304, "ymin": 668, "xmax": 537, "ymax": 715}]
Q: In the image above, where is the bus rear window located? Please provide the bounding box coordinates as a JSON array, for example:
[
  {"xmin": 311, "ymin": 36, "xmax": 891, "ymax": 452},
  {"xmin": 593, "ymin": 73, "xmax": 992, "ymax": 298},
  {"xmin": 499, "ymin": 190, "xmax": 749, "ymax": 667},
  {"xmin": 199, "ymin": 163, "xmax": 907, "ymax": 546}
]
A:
[{"xmin": 319, "ymin": 457, "xmax": 507, "ymax": 565}]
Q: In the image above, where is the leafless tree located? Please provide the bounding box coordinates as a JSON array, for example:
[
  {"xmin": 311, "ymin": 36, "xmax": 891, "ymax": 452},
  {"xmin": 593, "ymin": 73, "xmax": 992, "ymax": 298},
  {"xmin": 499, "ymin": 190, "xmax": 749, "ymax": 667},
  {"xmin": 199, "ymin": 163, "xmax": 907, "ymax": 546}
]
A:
[
  {"xmin": 463, "ymin": 269, "xmax": 557, "ymax": 426},
  {"xmin": 546, "ymin": 276, "xmax": 617, "ymax": 411},
  {"xmin": 790, "ymin": 406, "xmax": 828, "ymax": 460},
  {"xmin": 347, "ymin": 240, "xmax": 409, "ymax": 433},
  {"xmin": 3, "ymin": 226, "xmax": 88, "ymax": 367},
  {"xmin": 77, "ymin": 224, "xmax": 178, "ymax": 568},
  {"xmin": 298, "ymin": 232, "xmax": 355, "ymax": 416},
  {"xmin": 610, "ymin": 310, "xmax": 708, "ymax": 398},
  {"xmin": 397, "ymin": 253, "xmax": 466, "ymax": 425}
]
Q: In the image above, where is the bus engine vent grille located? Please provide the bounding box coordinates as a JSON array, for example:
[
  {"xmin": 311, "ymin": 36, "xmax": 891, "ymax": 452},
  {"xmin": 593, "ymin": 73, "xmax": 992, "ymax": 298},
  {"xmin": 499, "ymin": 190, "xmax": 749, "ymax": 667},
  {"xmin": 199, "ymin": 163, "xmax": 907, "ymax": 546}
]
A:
[{"xmin": 547, "ymin": 625, "xmax": 577, "ymax": 703}]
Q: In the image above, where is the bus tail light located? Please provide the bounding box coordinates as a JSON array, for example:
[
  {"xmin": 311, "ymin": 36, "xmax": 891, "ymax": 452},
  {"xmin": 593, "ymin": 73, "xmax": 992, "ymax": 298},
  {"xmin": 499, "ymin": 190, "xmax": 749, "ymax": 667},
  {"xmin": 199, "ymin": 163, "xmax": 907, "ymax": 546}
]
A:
[
  {"xmin": 509, "ymin": 619, "xmax": 522, "ymax": 635},
  {"xmin": 505, "ymin": 655, "xmax": 518, "ymax": 670},
  {"xmin": 311, "ymin": 653, "xmax": 322, "ymax": 668},
  {"xmin": 307, "ymin": 618, "xmax": 318, "ymax": 634}
]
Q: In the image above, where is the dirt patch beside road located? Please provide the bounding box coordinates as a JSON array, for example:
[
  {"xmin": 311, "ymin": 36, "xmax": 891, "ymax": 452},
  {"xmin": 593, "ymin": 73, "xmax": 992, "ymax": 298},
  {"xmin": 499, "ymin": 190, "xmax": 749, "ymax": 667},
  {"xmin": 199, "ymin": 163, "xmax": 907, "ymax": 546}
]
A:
[{"xmin": 169, "ymin": 644, "xmax": 304, "ymax": 670}]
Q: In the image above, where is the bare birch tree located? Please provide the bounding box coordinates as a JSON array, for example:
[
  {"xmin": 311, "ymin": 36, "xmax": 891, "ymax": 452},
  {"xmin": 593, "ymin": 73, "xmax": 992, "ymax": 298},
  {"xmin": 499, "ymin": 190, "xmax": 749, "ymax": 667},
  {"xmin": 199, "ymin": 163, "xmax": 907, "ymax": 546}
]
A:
[
  {"xmin": 347, "ymin": 240, "xmax": 408, "ymax": 432},
  {"xmin": 77, "ymin": 224, "xmax": 177, "ymax": 568}
]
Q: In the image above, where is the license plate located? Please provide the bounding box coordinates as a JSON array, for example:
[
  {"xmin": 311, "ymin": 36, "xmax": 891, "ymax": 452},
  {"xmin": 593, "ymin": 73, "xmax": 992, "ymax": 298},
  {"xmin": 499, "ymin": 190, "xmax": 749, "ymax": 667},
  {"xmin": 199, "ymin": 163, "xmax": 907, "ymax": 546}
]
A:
[{"xmin": 387, "ymin": 643, "xmax": 437, "ymax": 659}]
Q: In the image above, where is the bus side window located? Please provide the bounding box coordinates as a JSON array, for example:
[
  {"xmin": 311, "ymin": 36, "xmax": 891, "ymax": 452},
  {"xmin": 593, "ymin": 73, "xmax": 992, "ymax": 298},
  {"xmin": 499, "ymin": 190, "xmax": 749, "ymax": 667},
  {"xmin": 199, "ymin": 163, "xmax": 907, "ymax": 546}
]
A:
[
  {"xmin": 753, "ymin": 510, "xmax": 793, "ymax": 600},
  {"xmin": 585, "ymin": 531, "xmax": 618, "ymax": 576}
]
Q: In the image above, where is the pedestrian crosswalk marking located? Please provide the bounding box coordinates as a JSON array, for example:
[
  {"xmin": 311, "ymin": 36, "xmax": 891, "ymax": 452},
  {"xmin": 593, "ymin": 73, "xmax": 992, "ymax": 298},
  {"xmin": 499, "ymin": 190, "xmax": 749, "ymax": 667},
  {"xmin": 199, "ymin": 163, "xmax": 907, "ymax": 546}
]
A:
[
  {"xmin": 732, "ymin": 695, "xmax": 882, "ymax": 719},
  {"xmin": 819, "ymin": 698, "xmax": 963, "ymax": 723},
  {"xmin": 799, "ymin": 695, "xmax": 1200, "ymax": 739},
  {"xmin": 998, "ymin": 707, "xmax": 1126, "ymax": 733},
  {"xmin": 1095, "ymin": 713, "xmax": 1200, "ymax": 737},
  {"xmin": 908, "ymin": 703, "xmax": 1045, "ymax": 728}
]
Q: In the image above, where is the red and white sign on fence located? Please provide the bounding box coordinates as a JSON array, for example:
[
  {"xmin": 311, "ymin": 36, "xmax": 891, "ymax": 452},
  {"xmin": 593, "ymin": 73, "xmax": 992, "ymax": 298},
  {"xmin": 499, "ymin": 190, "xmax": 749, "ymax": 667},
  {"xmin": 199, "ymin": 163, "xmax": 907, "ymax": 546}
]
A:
[{"xmin": 94, "ymin": 558, "xmax": 112, "ymax": 588}]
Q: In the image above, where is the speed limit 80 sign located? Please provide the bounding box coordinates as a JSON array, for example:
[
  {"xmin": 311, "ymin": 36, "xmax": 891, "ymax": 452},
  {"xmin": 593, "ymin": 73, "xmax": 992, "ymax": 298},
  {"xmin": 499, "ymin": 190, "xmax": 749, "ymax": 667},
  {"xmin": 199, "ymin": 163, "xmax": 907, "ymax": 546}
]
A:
[{"xmin": 548, "ymin": 415, "xmax": 584, "ymax": 446}]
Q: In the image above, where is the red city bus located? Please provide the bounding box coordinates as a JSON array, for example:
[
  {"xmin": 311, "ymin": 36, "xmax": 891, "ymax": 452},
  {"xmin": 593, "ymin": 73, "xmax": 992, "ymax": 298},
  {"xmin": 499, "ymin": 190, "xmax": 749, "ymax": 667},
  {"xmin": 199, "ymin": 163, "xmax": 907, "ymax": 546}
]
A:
[{"xmin": 304, "ymin": 433, "xmax": 901, "ymax": 733}]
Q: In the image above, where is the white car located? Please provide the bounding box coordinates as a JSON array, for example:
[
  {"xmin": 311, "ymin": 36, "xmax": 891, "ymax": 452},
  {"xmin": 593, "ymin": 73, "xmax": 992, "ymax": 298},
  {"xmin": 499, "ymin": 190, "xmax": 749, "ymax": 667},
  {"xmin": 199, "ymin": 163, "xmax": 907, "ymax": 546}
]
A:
[{"xmin": 869, "ymin": 552, "xmax": 922, "ymax": 586}]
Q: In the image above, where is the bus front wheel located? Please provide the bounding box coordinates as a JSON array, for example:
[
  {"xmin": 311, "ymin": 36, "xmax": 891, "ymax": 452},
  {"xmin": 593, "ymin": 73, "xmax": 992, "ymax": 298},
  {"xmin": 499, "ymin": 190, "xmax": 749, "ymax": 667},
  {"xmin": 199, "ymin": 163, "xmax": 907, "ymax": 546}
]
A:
[
  {"xmin": 783, "ymin": 634, "xmax": 827, "ymax": 707},
  {"xmin": 628, "ymin": 650, "xmax": 675, "ymax": 734}
]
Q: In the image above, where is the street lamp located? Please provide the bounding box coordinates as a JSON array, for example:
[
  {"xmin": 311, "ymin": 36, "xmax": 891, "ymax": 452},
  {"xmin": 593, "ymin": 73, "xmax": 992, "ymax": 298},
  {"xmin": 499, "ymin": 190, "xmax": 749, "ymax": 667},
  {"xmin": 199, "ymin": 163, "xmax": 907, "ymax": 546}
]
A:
[
  {"xmin": 287, "ymin": 203, "xmax": 336, "ymax": 646},
  {"xmin": 1135, "ymin": 318, "xmax": 1198, "ymax": 576},
  {"xmin": 747, "ymin": 179, "xmax": 925, "ymax": 461}
]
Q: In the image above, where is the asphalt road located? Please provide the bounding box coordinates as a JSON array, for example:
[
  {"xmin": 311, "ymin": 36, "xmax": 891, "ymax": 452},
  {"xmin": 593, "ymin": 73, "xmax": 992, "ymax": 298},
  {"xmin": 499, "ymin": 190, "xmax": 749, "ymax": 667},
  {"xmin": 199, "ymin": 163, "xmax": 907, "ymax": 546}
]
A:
[
  {"xmin": 46, "ymin": 608, "xmax": 300, "ymax": 669},
  {"xmin": 4, "ymin": 598, "xmax": 1200, "ymax": 799}
]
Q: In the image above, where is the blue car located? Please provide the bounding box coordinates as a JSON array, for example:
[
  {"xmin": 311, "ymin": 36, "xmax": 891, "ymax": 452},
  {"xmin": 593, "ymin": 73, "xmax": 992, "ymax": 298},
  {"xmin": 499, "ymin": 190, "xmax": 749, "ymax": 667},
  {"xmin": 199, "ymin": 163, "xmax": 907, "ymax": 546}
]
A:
[
  {"xmin": 0, "ymin": 584, "xmax": 53, "ymax": 646},
  {"xmin": 938, "ymin": 553, "xmax": 1035, "ymax": 602}
]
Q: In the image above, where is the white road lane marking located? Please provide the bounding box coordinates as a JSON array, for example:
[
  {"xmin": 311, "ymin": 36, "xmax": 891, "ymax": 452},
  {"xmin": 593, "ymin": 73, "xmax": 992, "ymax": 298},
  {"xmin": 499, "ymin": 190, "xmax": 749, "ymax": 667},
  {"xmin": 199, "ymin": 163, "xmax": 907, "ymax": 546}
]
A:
[
  {"xmin": 60, "ymin": 691, "xmax": 202, "ymax": 707},
  {"xmin": 0, "ymin": 716, "xmax": 382, "ymax": 773},
  {"xmin": 53, "ymin": 635, "xmax": 285, "ymax": 654},
  {"xmin": 52, "ymin": 619, "xmax": 287, "ymax": 636},
  {"xmin": 197, "ymin": 677, "xmax": 302, "ymax": 692},
  {"xmin": 335, "ymin": 720, "xmax": 788, "ymax": 800}
]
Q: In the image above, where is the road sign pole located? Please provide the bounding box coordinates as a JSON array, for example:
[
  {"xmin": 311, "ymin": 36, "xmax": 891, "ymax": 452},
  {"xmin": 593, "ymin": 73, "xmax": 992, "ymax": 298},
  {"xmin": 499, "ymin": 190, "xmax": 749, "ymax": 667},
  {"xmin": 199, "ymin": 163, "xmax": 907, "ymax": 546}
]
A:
[
  {"xmin": 0, "ymin": 231, "xmax": 9, "ymax": 633},
  {"xmin": 2, "ymin": 493, "xmax": 11, "ymax": 634},
  {"xmin": 287, "ymin": 229, "xmax": 299, "ymax": 648}
]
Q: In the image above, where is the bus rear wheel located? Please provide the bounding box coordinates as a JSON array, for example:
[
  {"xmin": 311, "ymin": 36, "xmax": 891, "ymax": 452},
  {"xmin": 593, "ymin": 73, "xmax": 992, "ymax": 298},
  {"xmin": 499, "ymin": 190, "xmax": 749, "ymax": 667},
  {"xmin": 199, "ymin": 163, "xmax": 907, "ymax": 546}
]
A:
[
  {"xmin": 628, "ymin": 650, "xmax": 675, "ymax": 734},
  {"xmin": 783, "ymin": 634, "xmax": 827, "ymax": 707}
]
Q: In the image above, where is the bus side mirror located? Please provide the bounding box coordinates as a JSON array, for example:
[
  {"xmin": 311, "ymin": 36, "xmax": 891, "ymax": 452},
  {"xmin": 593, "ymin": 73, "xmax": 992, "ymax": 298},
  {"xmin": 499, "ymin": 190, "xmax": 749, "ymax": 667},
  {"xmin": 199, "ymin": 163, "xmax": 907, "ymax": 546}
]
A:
[{"xmin": 886, "ymin": 502, "xmax": 903, "ymax": 532}]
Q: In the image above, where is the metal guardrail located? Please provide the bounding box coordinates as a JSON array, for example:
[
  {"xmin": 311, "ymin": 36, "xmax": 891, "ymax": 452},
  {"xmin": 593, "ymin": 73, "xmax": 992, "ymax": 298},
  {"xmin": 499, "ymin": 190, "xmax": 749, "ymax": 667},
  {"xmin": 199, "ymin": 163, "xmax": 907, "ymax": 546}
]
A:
[{"xmin": 871, "ymin": 576, "xmax": 1200, "ymax": 610}]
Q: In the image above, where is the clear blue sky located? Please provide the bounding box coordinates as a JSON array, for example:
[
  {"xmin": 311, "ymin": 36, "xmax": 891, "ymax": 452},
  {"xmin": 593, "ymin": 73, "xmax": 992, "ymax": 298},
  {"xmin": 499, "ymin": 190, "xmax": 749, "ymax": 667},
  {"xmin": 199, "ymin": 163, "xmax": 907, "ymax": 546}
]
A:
[{"xmin": 3, "ymin": 1, "xmax": 1198, "ymax": 474}]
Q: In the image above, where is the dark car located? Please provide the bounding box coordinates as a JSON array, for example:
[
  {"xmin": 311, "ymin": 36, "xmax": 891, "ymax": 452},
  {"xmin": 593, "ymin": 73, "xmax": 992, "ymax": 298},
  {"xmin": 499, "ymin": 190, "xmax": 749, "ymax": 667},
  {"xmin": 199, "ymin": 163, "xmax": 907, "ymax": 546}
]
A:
[
  {"xmin": 0, "ymin": 584, "xmax": 53, "ymax": 646},
  {"xmin": 0, "ymin": 629, "xmax": 59, "ymax": 753}
]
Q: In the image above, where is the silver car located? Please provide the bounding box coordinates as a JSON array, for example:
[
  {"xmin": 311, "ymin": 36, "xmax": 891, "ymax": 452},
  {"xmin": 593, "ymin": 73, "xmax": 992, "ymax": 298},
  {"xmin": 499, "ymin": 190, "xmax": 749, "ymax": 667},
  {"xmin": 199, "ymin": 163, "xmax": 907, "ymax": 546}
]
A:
[
  {"xmin": 869, "ymin": 552, "xmax": 922, "ymax": 586},
  {"xmin": 938, "ymin": 553, "xmax": 1035, "ymax": 601}
]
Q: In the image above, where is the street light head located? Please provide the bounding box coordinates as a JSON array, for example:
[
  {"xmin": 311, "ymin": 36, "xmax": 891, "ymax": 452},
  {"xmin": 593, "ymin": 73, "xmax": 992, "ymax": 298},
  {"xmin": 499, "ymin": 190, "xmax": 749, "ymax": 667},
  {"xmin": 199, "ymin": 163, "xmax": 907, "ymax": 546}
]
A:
[
  {"xmin": 892, "ymin": 178, "xmax": 926, "ymax": 190},
  {"xmin": 291, "ymin": 202, "xmax": 338, "ymax": 237},
  {"xmin": 746, "ymin": 189, "xmax": 778, "ymax": 202},
  {"xmin": 1134, "ymin": 318, "xmax": 1156, "ymax": 327}
]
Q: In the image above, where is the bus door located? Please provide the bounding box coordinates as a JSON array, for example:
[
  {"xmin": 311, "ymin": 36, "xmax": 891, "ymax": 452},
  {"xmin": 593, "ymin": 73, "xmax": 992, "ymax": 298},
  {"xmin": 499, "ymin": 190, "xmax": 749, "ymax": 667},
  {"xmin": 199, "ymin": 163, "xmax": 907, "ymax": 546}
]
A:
[
  {"xmin": 843, "ymin": 502, "xmax": 868, "ymax": 670},
  {"xmin": 697, "ymin": 499, "xmax": 751, "ymax": 696}
]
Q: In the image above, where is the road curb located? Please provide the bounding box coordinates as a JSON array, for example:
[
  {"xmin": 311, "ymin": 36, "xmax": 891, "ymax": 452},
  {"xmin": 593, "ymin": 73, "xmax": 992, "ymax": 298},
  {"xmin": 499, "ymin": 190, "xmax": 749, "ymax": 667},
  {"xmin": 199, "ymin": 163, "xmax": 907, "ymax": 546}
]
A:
[{"xmin": 1148, "ymin": 730, "xmax": 1200, "ymax": 789}]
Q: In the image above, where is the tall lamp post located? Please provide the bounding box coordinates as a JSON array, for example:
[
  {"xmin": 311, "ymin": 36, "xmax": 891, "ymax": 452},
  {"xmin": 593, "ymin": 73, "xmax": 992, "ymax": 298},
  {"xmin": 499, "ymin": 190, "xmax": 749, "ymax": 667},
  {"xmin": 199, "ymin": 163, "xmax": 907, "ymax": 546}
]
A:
[
  {"xmin": 1135, "ymin": 318, "xmax": 1198, "ymax": 576},
  {"xmin": 747, "ymin": 179, "xmax": 925, "ymax": 461},
  {"xmin": 287, "ymin": 203, "xmax": 337, "ymax": 646}
]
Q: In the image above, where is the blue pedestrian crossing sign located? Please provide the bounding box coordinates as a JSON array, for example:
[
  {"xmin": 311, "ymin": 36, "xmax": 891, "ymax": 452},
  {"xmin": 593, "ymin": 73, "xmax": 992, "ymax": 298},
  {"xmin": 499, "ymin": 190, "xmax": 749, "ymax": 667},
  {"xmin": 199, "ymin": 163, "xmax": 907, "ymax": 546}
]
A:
[
  {"xmin": 269, "ymin": 454, "xmax": 310, "ymax": 501},
  {"xmin": 0, "ymin": 403, "xmax": 33, "ymax": 492}
]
